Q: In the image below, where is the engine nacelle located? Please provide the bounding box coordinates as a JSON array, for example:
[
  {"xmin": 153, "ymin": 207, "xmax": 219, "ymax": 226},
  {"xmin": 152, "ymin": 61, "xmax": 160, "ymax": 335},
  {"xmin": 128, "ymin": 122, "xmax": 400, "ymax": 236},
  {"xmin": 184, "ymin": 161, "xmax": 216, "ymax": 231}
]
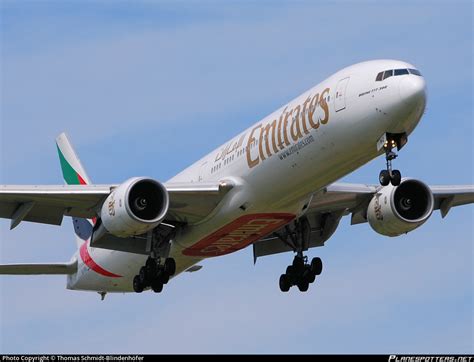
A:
[
  {"xmin": 367, "ymin": 179, "xmax": 434, "ymax": 237},
  {"xmin": 100, "ymin": 177, "xmax": 169, "ymax": 238}
]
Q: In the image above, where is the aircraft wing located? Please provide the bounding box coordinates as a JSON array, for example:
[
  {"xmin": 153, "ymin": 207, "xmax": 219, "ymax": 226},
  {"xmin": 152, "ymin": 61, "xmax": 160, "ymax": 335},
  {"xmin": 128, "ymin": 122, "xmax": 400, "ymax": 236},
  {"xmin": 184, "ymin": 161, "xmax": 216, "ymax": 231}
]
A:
[
  {"xmin": 253, "ymin": 182, "xmax": 474, "ymax": 261},
  {"xmin": 309, "ymin": 183, "xmax": 474, "ymax": 222},
  {"xmin": 0, "ymin": 181, "xmax": 233, "ymax": 229}
]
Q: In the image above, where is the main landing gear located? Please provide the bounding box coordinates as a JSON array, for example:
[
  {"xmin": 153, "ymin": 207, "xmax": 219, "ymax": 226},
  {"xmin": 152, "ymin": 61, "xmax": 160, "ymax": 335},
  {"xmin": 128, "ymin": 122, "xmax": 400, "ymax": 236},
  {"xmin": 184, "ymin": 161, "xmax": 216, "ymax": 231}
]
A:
[
  {"xmin": 279, "ymin": 255, "xmax": 322, "ymax": 292},
  {"xmin": 133, "ymin": 257, "xmax": 176, "ymax": 293},
  {"xmin": 379, "ymin": 138, "xmax": 402, "ymax": 187},
  {"xmin": 275, "ymin": 216, "xmax": 323, "ymax": 293},
  {"xmin": 133, "ymin": 224, "xmax": 176, "ymax": 293}
]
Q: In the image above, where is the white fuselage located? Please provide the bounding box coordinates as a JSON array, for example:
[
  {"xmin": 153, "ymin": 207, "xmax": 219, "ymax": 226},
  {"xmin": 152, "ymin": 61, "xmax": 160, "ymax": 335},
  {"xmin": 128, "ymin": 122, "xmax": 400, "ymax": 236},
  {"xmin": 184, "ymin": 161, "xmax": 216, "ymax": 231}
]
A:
[{"xmin": 67, "ymin": 59, "xmax": 427, "ymax": 292}]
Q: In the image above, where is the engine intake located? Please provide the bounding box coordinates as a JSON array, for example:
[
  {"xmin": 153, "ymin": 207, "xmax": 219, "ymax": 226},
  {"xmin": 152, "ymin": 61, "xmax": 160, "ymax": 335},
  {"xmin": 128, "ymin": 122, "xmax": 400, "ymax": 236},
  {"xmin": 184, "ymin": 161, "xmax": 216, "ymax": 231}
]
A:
[
  {"xmin": 368, "ymin": 179, "xmax": 434, "ymax": 237},
  {"xmin": 100, "ymin": 177, "xmax": 169, "ymax": 238},
  {"xmin": 127, "ymin": 179, "xmax": 166, "ymax": 221},
  {"xmin": 393, "ymin": 180, "xmax": 431, "ymax": 221}
]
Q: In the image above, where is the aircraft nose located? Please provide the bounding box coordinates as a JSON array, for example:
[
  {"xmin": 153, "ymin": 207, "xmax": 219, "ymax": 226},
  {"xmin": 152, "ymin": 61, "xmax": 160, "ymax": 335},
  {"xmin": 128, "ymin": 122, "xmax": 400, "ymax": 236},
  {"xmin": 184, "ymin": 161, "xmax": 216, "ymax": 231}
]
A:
[{"xmin": 399, "ymin": 75, "xmax": 426, "ymax": 107}]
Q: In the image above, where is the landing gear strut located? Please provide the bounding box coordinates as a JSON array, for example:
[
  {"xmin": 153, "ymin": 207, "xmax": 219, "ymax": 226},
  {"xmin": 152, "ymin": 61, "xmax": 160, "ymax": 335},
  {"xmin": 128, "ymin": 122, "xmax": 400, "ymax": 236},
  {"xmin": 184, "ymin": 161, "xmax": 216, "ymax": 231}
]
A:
[
  {"xmin": 379, "ymin": 138, "xmax": 401, "ymax": 187},
  {"xmin": 275, "ymin": 216, "xmax": 323, "ymax": 293}
]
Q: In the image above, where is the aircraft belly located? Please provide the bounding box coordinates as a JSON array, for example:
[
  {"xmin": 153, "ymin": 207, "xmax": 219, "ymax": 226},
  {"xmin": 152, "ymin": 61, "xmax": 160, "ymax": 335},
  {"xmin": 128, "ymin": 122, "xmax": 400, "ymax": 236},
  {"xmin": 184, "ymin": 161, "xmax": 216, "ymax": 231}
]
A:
[{"xmin": 67, "ymin": 244, "xmax": 202, "ymax": 293}]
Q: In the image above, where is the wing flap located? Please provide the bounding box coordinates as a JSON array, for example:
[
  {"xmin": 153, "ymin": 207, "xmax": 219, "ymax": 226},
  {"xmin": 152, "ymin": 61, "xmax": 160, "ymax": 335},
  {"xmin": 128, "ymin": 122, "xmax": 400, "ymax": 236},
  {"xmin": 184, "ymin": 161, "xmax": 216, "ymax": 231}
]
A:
[
  {"xmin": 308, "ymin": 183, "xmax": 377, "ymax": 213},
  {"xmin": 165, "ymin": 181, "xmax": 233, "ymax": 223}
]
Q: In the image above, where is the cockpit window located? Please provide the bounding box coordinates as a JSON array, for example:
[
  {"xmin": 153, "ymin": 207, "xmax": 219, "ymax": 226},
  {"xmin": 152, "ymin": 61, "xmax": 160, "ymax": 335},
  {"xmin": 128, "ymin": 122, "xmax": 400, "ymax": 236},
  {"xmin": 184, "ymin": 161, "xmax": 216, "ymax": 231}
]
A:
[
  {"xmin": 383, "ymin": 70, "xmax": 393, "ymax": 80},
  {"xmin": 394, "ymin": 68, "xmax": 409, "ymax": 76},
  {"xmin": 408, "ymin": 68, "xmax": 422, "ymax": 76},
  {"xmin": 376, "ymin": 68, "xmax": 422, "ymax": 81}
]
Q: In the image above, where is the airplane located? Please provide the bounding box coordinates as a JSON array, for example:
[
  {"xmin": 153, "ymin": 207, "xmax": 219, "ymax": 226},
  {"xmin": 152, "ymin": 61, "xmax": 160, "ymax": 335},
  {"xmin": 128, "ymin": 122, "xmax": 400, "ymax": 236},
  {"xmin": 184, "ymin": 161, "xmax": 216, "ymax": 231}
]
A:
[{"xmin": 0, "ymin": 59, "xmax": 472, "ymax": 298}]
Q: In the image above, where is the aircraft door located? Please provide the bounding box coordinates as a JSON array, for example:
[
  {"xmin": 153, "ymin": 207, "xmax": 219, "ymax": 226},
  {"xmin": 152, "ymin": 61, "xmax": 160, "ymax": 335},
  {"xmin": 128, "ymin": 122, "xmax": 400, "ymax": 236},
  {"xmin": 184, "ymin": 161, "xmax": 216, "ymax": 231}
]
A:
[{"xmin": 335, "ymin": 77, "xmax": 350, "ymax": 112}]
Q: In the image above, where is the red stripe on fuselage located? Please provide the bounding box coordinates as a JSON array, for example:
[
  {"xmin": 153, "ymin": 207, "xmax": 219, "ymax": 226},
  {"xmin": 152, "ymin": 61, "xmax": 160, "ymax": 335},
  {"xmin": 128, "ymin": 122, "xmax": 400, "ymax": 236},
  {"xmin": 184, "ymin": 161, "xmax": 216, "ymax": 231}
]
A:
[
  {"xmin": 74, "ymin": 171, "xmax": 120, "ymax": 277},
  {"xmin": 79, "ymin": 241, "xmax": 122, "ymax": 278}
]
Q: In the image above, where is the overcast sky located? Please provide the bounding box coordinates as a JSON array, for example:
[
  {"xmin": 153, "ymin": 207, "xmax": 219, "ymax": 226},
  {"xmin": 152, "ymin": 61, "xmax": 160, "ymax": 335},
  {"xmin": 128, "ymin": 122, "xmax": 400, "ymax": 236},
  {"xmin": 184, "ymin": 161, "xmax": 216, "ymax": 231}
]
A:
[{"xmin": 0, "ymin": 0, "xmax": 472, "ymax": 354}]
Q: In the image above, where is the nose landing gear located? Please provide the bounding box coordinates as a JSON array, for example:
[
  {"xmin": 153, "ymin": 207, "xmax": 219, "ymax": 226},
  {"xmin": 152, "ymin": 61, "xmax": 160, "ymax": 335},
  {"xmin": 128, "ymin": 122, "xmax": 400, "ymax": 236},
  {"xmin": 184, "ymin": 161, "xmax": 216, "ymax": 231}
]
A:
[{"xmin": 379, "ymin": 138, "xmax": 402, "ymax": 186}]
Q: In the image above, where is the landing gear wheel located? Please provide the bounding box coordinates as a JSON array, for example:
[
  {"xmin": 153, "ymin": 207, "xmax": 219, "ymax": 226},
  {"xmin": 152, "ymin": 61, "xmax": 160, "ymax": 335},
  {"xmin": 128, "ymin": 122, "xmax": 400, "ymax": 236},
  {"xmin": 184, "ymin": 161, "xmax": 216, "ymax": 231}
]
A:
[
  {"xmin": 310, "ymin": 257, "xmax": 323, "ymax": 276},
  {"xmin": 164, "ymin": 258, "xmax": 176, "ymax": 276},
  {"xmin": 391, "ymin": 170, "xmax": 401, "ymax": 186},
  {"xmin": 304, "ymin": 268, "xmax": 316, "ymax": 284},
  {"xmin": 151, "ymin": 279, "xmax": 163, "ymax": 293},
  {"xmin": 379, "ymin": 170, "xmax": 390, "ymax": 186},
  {"xmin": 146, "ymin": 258, "xmax": 157, "ymax": 278},
  {"xmin": 139, "ymin": 266, "xmax": 148, "ymax": 285},
  {"xmin": 285, "ymin": 265, "xmax": 295, "ymax": 275},
  {"xmin": 297, "ymin": 280, "xmax": 309, "ymax": 292},
  {"xmin": 133, "ymin": 276, "xmax": 144, "ymax": 293},
  {"xmin": 279, "ymin": 274, "xmax": 291, "ymax": 292},
  {"xmin": 160, "ymin": 271, "xmax": 170, "ymax": 284}
]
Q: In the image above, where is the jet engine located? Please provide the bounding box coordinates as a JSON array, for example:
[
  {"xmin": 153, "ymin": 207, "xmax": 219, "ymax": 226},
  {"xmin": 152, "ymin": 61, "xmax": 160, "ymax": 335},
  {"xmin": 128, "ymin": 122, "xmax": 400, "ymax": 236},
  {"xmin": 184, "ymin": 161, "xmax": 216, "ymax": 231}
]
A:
[
  {"xmin": 367, "ymin": 179, "xmax": 434, "ymax": 237},
  {"xmin": 99, "ymin": 177, "xmax": 169, "ymax": 238}
]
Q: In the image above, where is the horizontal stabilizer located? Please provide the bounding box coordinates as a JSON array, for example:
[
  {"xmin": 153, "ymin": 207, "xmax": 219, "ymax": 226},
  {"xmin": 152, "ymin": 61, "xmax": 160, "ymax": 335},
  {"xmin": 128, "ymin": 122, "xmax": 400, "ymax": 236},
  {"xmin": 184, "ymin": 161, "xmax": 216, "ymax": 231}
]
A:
[{"xmin": 0, "ymin": 260, "xmax": 77, "ymax": 275}]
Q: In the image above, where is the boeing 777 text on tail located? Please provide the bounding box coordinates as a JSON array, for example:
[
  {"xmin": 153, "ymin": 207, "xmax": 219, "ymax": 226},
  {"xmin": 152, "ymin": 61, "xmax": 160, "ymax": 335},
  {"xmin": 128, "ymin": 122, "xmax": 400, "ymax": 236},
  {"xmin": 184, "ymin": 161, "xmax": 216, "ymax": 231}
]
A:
[{"xmin": 1, "ymin": 59, "xmax": 472, "ymax": 297}]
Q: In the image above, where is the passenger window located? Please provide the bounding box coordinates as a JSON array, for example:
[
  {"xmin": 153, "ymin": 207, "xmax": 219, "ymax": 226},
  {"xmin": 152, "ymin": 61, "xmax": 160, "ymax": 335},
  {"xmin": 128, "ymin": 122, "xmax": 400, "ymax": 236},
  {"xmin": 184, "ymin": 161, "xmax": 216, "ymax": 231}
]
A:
[
  {"xmin": 394, "ymin": 69, "xmax": 409, "ymax": 76},
  {"xmin": 408, "ymin": 68, "xmax": 422, "ymax": 76},
  {"xmin": 376, "ymin": 72, "xmax": 383, "ymax": 81},
  {"xmin": 383, "ymin": 70, "xmax": 393, "ymax": 80}
]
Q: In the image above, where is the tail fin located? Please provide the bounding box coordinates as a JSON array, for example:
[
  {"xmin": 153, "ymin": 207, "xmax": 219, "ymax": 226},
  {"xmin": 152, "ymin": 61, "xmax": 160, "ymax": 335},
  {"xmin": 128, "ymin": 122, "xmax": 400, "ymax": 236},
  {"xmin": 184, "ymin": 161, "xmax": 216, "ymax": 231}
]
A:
[
  {"xmin": 56, "ymin": 133, "xmax": 94, "ymax": 247},
  {"xmin": 56, "ymin": 132, "xmax": 92, "ymax": 185}
]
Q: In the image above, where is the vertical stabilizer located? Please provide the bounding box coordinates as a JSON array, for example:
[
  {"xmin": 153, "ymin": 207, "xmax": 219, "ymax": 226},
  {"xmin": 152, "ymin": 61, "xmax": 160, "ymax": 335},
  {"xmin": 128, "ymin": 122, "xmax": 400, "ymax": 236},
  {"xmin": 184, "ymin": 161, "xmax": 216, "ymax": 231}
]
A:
[
  {"xmin": 56, "ymin": 133, "xmax": 94, "ymax": 247},
  {"xmin": 56, "ymin": 133, "xmax": 92, "ymax": 185}
]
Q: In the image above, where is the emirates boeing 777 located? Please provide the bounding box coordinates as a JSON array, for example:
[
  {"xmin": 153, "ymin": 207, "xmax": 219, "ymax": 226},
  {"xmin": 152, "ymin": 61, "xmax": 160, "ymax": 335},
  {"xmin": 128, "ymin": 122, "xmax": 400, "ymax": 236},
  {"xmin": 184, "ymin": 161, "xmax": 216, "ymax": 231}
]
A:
[{"xmin": 1, "ymin": 59, "xmax": 472, "ymax": 298}]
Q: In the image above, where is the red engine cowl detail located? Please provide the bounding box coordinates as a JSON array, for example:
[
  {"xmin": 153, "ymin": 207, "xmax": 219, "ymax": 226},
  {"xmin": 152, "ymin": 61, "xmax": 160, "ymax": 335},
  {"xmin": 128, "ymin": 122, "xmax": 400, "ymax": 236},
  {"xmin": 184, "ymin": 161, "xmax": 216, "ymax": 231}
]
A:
[{"xmin": 183, "ymin": 213, "xmax": 295, "ymax": 257}]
